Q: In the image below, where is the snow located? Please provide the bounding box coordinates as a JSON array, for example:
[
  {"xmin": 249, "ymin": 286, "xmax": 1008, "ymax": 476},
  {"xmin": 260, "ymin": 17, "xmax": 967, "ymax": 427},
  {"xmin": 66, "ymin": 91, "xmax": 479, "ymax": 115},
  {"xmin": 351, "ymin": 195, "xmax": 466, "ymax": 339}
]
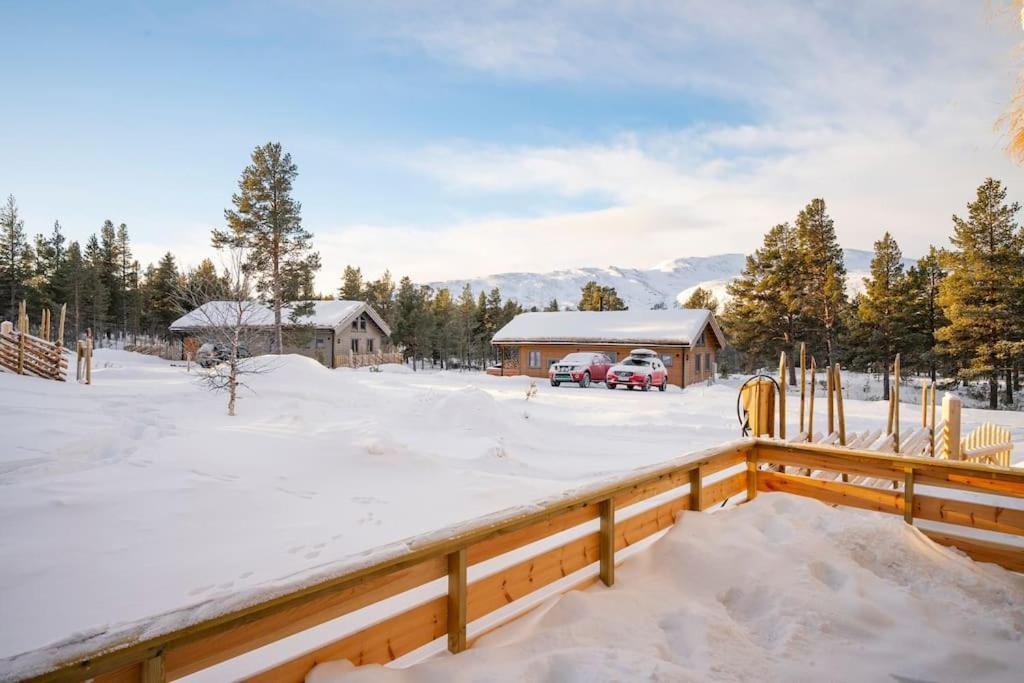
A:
[
  {"xmin": 312, "ymin": 494, "xmax": 1024, "ymax": 683},
  {"xmin": 429, "ymin": 249, "xmax": 914, "ymax": 310},
  {"xmin": 169, "ymin": 300, "xmax": 384, "ymax": 332},
  {"xmin": 0, "ymin": 350, "xmax": 1021, "ymax": 679},
  {"xmin": 492, "ymin": 309, "xmax": 713, "ymax": 345}
]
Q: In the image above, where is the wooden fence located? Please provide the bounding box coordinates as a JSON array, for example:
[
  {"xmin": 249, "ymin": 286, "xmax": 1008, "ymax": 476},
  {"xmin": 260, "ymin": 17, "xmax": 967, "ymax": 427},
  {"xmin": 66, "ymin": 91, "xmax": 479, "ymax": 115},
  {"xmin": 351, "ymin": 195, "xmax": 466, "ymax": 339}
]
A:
[
  {"xmin": 14, "ymin": 438, "xmax": 1024, "ymax": 683},
  {"xmin": 334, "ymin": 351, "xmax": 403, "ymax": 369},
  {"xmin": 0, "ymin": 303, "xmax": 68, "ymax": 382}
]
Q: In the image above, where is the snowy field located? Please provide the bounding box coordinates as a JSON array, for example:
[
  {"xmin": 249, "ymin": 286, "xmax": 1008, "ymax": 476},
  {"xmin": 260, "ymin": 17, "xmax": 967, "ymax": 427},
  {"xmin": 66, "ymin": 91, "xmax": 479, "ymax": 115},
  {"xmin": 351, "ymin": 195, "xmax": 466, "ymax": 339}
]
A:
[{"xmin": 1, "ymin": 350, "xmax": 1023, "ymax": 677}]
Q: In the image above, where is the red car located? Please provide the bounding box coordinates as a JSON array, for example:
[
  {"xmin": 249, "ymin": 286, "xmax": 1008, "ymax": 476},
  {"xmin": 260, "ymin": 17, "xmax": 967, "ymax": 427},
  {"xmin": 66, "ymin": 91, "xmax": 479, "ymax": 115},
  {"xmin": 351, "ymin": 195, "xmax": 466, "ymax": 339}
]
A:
[
  {"xmin": 606, "ymin": 349, "xmax": 669, "ymax": 391},
  {"xmin": 549, "ymin": 352, "xmax": 613, "ymax": 388}
]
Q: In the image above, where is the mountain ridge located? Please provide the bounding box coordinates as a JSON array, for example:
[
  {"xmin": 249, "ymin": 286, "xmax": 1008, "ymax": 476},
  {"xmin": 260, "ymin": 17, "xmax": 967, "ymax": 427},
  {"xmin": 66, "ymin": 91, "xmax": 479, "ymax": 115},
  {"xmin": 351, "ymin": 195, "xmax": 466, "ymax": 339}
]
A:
[{"xmin": 427, "ymin": 249, "xmax": 917, "ymax": 311}]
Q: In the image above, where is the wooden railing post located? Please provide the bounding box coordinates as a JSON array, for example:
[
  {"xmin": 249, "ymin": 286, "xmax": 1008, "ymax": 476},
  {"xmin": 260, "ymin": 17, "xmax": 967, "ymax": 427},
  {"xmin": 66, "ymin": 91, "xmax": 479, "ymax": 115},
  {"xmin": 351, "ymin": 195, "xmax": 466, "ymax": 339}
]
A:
[
  {"xmin": 447, "ymin": 548, "xmax": 467, "ymax": 654},
  {"xmin": 599, "ymin": 499, "xmax": 615, "ymax": 587},
  {"xmin": 747, "ymin": 451, "xmax": 758, "ymax": 501},
  {"xmin": 689, "ymin": 466, "xmax": 703, "ymax": 512},
  {"xmin": 903, "ymin": 467, "xmax": 915, "ymax": 525},
  {"xmin": 941, "ymin": 393, "xmax": 961, "ymax": 460},
  {"xmin": 142, "ymin": 653, "xmax": 166, "ymax": 683}
]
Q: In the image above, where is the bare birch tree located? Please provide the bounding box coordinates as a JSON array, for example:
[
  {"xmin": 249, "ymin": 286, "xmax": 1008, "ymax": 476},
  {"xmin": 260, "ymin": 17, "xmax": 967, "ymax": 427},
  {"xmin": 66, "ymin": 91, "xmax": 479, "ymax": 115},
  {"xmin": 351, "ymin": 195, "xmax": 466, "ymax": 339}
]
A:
[{"xmin": 177, "ymin": 245, "xmax": 275, "ymax": 416}]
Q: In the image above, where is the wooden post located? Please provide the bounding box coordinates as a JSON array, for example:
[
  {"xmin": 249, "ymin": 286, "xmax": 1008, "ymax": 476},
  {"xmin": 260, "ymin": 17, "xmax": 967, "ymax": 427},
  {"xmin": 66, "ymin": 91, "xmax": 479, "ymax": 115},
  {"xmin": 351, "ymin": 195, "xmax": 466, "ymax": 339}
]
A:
[
  {"xmin": 689, "ymin": 466, "xmax": 703, "ymax": 512},
  {"xmin": 941, "ymin": 393, "xmax": 962, "ymax": 460},
  {"xmin": 599, "ymin": 499, "xmax": 615, "ymax": 587},
  {"xmin": 903, "ymin": 467, "xmax": 915, "ymax": 525},
  {"xmin": 834, "ymin": 364, "xmax": 846, "ymax": 446},
  {"xmin": 929, "ymin": 381, "xmax": 937, "ymax": 457},
  {"xmin": 447, "ymin": 548, "xmax": 467, "ymax": 654},
  {"xmin": 807, "ymin": 358, "xmax": 816, "ymax": 441},
  {"xmin": 799, "ymin": 343, "xmax": 807, "ymax": 433},
  {"xmin": 57, "ymin": 303, "xmax": 66, "ymax": 347},
  {"xmin": 141, "ymin": 654, "xmax": 166, "ymax": 683},
  {"xmin": 921, "ymin": 384, "xmax": 928, "ymax": 428},
  {"xmin": 85, "ymin": 336, "xmax": 93, "ymax": 385},
  {"xmin": 17, "ymin": 325, "xmax": 25, "ymax": 374},
  {"xmin": 746, "ymin": 451, "xmax": 758, "ymax": 501},
  {"xmin": 778, "ymin": 352, "xmax": 787, "ymax": 440},
  {"xmin": 826, "ymin": 363, "xmax": 834, "ymax": 435},
  {"xmin": 893, "ymin": 354, "xmax": 901, "ymax": 452}
]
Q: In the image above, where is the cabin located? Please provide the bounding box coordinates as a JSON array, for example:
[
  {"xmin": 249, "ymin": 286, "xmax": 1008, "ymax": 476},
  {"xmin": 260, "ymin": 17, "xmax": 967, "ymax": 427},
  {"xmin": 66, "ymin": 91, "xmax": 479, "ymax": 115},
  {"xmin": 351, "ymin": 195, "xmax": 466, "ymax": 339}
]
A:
[
  {"xmin": 491, "ymin": 309, "xmax": 725, "ymax": 388},
  {"xmin": 169, "ymin": 300, "xmax": 393, "ymax": 368}
]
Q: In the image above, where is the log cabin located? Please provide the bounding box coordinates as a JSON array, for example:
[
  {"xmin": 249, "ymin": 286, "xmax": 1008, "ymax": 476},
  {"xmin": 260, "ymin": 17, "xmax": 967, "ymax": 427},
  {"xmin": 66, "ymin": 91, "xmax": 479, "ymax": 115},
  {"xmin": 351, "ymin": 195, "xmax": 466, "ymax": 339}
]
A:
[{"xmin": 491, "ymin": 309, "xmax": 725, "ymax": 388}]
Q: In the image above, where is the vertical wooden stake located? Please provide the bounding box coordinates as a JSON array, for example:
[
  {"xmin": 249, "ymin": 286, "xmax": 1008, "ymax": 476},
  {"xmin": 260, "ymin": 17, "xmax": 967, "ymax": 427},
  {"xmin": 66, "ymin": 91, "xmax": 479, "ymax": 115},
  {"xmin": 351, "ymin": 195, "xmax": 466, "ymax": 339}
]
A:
[
  {"xmin": 746, "ymin": 451, "xmax": 758, "ymax": 501},
  {"xmin": 903, "ymin": 467, "xmax": 915, "ymax": 525},
  {"xmin": 893, "ymin": 354, "xmax": 901, "ymax": 452},
  {"xmin": 17, "ymin": 326, "xmax": 25, "ymax": 375},
  {"xmin": 689, "ymin": 466, "xmax": 703, "ymax": 512},
  {"xmin": 447, "ymin": 548, "xmax": 467, "ymax": 654},
  {"xmin": 834, "ymin": 364, "xmax": 846, "ymax": 446},
  {"xmin": 807, "ymin": 358, "xmax": 816, "ymax": 441},
  {"xmin": 142, "ymin": 654, "xmax": 166, "ymax": 683},
  {"xmin": 799, "ymin": 343, "xmax": 807, "ymax": 433},
  {"xmin": 778, "ymin": 352, "xmax": 787, "ymax": 440},
  {"xmin": 85, "ymin": 337, "xmax": 93, "ymax": 385},
  {"xmin": 921, "ymin": 384, "xmax": 928, "ymax": 428},
  {"xmin": 929, "ymin": 381, "xmax": 937, "ymax": 457},
  {"xmin": 599, "ymin": 499, "xmax": 615, "ymax": 587},
  {"xmin": 826, "ymin": 363, "xmax": 834, "ymax": 435},
  {"xmin": 57, "ymin": 303, "xmax": 66, "ymax": 345}
]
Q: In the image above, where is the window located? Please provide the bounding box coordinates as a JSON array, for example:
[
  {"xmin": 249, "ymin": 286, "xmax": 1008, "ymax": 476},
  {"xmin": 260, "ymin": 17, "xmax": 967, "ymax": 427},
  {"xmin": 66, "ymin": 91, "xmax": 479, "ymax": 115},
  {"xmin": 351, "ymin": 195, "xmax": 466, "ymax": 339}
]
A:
[
  {"xmin": 351, "ymin": 319, "xmax": 359, "ymax": 330},
  {"xmin": 528, "ymin": 350, "xmax": 541, "ymax": 368},
  {"xmin": 696, "ymin": 332, "xmax": 706, "ymax": 347},
  {"xmin": 705, "ymin": 352, "xmax": 711, "ymax": 375},
  {"xmin": 661, "ymin": 354, "xmax": 674, "ymax": 367},
  {"xmin": 367, "ymin": 338, "xmax": 374, "ymax": 353},
  {"xmin": 351, "ymin": 338, "xmax": 360, "ymax": 353},
  {"xmin": 694, "ymin": 353, "xmax": 702, "ymax": 373},
  {"xmin": 315, "ymin": 337, "xmax": 326, "ymax": 349},
  {"xmin": 360, "ymin": 317, "xmax": 367, "ymax": 331}
]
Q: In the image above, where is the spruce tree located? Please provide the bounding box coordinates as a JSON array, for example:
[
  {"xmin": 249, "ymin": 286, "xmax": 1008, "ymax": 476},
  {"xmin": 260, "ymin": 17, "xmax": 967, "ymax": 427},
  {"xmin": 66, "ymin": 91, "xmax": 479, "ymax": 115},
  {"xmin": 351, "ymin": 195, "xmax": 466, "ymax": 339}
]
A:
[
  {"xmin": 212, "ymin": 142, "xmax": 319, "ymax": 353},
  {"xmin": 339, "ymin": 265, "xmax": 364, "ymax": 300},
  {"xmin": 0, "ymin": 194, "xmax": 33, "ymax": 320},
  {"xmin": 937, "ymin": 178, "xmax": 1023, "ymax": 408},
  {"xmin": 682, "ymin": 287, "xmax": 719, "ymax": 314},
  {"xmin": 577, "ymin": 281, "xmax": 626, "ymax": 311},
  {"xmin": 116, "ymin": 223, "xmax": 134, "ymax": 336},
  {"xmin": 544, "ymin": 298, "xmax": 559, "ymax": 312},
  {"xmin": 903, "ymin": 247, "xmax": 948, "ymax": 381},
  {"xmin": 855, "ymin": 232, "xmax": 907, "ymax": 400},
  {"xmin": 65, "ymin": 241, "xmax": 84, "ymax": 339},
  {"xmin": 795, "ymin": 199, "xmax": 846, "ymax": 366}
]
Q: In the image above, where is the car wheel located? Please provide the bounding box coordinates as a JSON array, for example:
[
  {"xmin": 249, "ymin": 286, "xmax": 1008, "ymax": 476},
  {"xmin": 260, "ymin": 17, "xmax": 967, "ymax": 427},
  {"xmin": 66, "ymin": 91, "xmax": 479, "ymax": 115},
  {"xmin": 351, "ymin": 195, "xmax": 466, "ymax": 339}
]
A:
[
  {"xmin": 642, "ymin": 377, "xmax": 651, "ymax": 392},
  {"xmin": 550, "ymin": 380, "xmax": 560, "ymax": 387},
  {"xmin": 580, "ymin": 372, "xmax": 590, "ymax": 388},
  {"xmin": 606, "ymin": 382, "xmax": 616, "ymax": 390},
  {"xmin": 659, "ymin": 378, "xmax": 667, "ymax": 392}
]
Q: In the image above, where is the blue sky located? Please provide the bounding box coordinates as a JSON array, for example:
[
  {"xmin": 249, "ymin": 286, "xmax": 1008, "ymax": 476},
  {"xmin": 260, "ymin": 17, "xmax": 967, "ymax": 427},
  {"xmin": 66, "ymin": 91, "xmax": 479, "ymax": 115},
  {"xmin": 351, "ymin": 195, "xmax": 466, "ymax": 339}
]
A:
[{"xmin": 1, "ymin": 1, "xmax": 1021, "ymax": 287}]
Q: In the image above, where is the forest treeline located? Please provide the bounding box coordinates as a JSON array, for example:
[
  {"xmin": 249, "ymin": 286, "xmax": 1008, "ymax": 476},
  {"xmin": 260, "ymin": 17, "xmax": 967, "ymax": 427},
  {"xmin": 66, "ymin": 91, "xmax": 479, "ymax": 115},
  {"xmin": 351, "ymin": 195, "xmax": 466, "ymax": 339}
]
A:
[
  {"xmin": 1, "ymin": 142, "xmax": 1021, "ymax": 401},
  {"xmin": 720, "ymin": 178, "xmax": 1022, "ymax": 409}
]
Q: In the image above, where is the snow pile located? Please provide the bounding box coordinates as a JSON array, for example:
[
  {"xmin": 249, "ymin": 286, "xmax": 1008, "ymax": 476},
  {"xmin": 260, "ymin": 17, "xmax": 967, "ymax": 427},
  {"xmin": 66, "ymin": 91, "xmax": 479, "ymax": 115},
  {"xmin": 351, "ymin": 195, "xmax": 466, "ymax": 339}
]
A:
[{"xmin": 315, "ymin": 494, "xmax": 1024, "ymax": 683}]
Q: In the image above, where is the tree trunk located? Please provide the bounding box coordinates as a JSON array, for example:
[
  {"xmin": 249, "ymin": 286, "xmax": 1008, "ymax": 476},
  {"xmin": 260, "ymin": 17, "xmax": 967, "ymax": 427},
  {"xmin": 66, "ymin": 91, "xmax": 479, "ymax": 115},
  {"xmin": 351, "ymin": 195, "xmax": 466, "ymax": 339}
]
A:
[
  {"xmin": 1014, "ymin": 366, "xmax": 1020, "ymax": 392},
  {"xmin": 929, "ymin": 360, "xmax": 936, "ymax": 383},
  {"xmin": 882, "ymin": 365, "xmax": 890, "ymax": 402},
  {"xmin": 1006, "ymin": 368, "xmax": 1014, "ymax": 405},
  {"xmin": 789, "ymin": 344, "xmax": 797, "ymax": 386},
  {"xmin": 989, "ymin": 373, "xmax": 998, "ymax": 410}
]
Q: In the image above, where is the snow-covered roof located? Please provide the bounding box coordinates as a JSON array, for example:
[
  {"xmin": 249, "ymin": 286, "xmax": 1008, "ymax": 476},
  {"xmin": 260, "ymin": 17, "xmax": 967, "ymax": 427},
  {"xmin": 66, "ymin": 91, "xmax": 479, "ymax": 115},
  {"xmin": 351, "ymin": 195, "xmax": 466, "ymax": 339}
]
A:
[
  {"xmin": 169, "ymin": 300, "xmax": 391, "ymax": 335},
  {"xmin": 492, "ymin": 309, "xmax": 723, "ymax": 347}
]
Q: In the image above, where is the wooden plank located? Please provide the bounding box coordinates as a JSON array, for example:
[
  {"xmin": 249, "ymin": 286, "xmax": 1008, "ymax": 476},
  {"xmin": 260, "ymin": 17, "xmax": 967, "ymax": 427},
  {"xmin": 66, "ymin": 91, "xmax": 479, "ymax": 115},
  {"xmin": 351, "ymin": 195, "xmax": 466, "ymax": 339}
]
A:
[
  {"xmin": 467, "ymin": 504, "xmax": 598, "ymax": 566},
  {"xmin": 599, "ymin": 499, "xmax": 614, "ymax": 587},
  {"xmin": 921, "ymin": 530, "xmax": 1024, "ymax": 573},
  {"xmin": 778, "ymin": 351, "xmax": 787, "ymax": 440},
  {"xmin": 94, "ymin": 664, "xmax": 142, "ymax": 683},
  {"xmin": 746, "ymin": 452, "xmax": 758, "ymax": 500},
  {"xmin": 904, "ymin": 468, "xmax": 915, "ymax": 524},
  {"xmin": 245, "ymin": 597, "xmax": 447, "ymax": 683},
  {"xmin": 799, "ymin": 342, "xmax": 806, "ymax": 433},
  {"xmin": 614, "ymin": 495, "xmax": 690, "ymax": 552},
  {"xmin": 914, "ymin": 494, "xmax": 1024, "ymax": 537},
  {"xmin": 834, "ymin": 364, "xmax": 845, "ymax": 446},
  {"xmin": 447, "ymin": 549, "xmax": 467, "ymax": 654},
  {"xmin": 826, "ymin": 361, "xmax": 834, "ymax": 435},
  {"xmin": 466, "ymin": 533, "xmax": 600, "ymax": 622},
  {"xmin": 164, "ymin": 557, "xmax": 447, "ymax": 679},
  {"xmin": 141, "ymin": 655, "xmax": 165, "ymax": 683},
  {"xmin": 807, "ymin": 358, "xmax": 816, "ymax": 441},
  {"xmin": 757, "ymin": 471, "xmax": 903, "ymax": 516},
  {"xmin": 701, "ymin": 471, "xmax": 747, "ymax": 508}
]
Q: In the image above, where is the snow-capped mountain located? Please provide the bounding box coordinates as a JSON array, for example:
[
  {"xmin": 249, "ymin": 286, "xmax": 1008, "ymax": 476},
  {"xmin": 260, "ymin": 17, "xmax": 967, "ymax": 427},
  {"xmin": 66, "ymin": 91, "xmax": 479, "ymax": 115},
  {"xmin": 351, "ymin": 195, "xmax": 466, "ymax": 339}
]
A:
[{"xmin": 428, "ymin": 249, "xmax": 916, "ymax": 311}]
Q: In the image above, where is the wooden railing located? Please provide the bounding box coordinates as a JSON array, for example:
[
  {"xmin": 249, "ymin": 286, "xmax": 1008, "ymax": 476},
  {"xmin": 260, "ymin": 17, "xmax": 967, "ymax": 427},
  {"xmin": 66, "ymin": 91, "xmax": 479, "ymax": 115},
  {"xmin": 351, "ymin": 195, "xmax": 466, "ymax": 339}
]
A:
[
  {"xmin": 11, "ymin": 438, "xmax": 1024, "ymax": 683},
  {"xmin": 334, "ymin": 351, "xmax": 403, "ymax": 369}
]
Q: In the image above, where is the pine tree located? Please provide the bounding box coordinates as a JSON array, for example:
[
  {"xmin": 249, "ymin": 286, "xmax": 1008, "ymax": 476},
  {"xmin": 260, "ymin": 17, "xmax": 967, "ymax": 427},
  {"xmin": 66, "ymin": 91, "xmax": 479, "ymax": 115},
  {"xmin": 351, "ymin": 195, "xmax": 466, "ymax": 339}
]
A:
[
  {"xmin": 184, "ymin": 258, "xmax": 229, "ymax": 303},
  {"xmin": 394, "ymin": 276, "xmax": 432, "ymax": 369},
  {"xmin": 455, "ymin": 284, "xmax": 477, "ymax": 368},
  {"xmin": 116, "ymin": 223, "xmax": 134, "ymax": 336},
  {"xmin": 82, "ymin": 235, "xmax": 109, "ymax": 339},
  {"xmin": 854, "ymin": 232, "xmax": 907, "ymax": 400},
  {"xmin": 795, "ymin": 199, "xmax": 846, "ymax": 366},
  {"xmin": 723, "ymin": 223, "xmax": 802, "ymax": 380},
  {"xmin": 937, "ymin": 178, "xmax": 1023, "ymax": 408},
  {"xmin": 544, "ymin": 298, "xmax": 559, "ymax": 312},
  {"xmin": 339, "ymin": 265, "xmax": 364, "ymax": 300},
  {"xmin": 577, "ymin": 281, "xmax": 626, "ymax": 311},
  {"xmin": 903, "ymin": 247, "xmax": 948, "ymax": 381},
  {"xmin": 143, "ymin": 252, "xmax": 181, "ymax": 338},
  {"xmin": 431, "ymin": 287, "xmax": 455, "ymax": 368},
  {"xmin": 212, "ymin": 142, "xmax": 319, "ymax": 353},
  {"xmin": 0, "ymin": 194, "xmax": 33, "ymax": 320},
  {"xmin": 364, "ymin": 270, "xmax": 396, "ymax": 328},
  {"xmin": 65, "ymin": 241, "xmax": 84, "ymax": 340},
  {"xmin": 682, "ymin": 287, "xmax": 719, "ymax": 313}
]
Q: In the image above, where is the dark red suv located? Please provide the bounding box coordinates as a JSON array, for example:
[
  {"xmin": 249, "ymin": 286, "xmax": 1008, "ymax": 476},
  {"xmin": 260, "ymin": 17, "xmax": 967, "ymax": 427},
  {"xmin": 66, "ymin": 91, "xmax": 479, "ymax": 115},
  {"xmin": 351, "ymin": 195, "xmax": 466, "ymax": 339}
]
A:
[{"xmin": 549, "ymin": 352, "xmax": 613, "ymax": 388}]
